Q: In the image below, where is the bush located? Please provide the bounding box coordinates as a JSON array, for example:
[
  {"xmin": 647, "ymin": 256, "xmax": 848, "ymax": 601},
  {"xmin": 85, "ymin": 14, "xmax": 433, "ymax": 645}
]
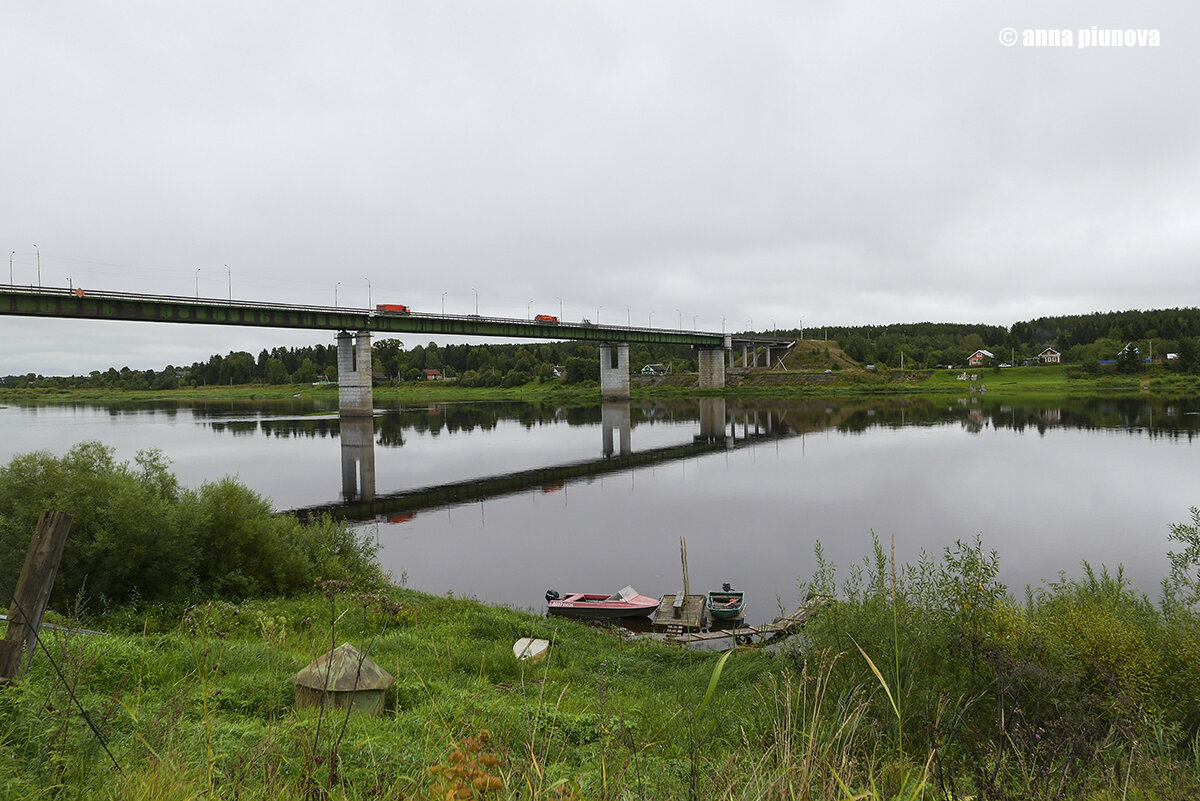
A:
[
  {"xmin": 797, "ymin": 530, "xmax": 1200, "ymax": 796},
  {"xmin": 0, "ymin": 442, "xmax": 383, "ymax": 610}
]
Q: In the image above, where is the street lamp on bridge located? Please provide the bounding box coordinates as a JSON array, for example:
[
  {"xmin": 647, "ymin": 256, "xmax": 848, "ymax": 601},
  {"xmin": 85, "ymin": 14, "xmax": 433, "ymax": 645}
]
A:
[
  {"xmin": 8, "ymin": 251, "xmax": 12, "ymax": 284},
  {"xmin": 442, "ymin": 291, "xmax": 447, "ymax": 315},
  {"xmin": 195, "ymin": 267, "xmax": 200, "ymax": 299},
  {"xmin": 648, "ymin": 310, "xmax": 653, "ymax": 328},
  {"xmin": 472, "ymin": 287, "xmax": 478, "ymax": 315},
  {"xmin": 527, "ymin": 300, "xmax": 533, "ymax": 320},
  {"xmin": 364, "ymin": 277, "xmax": 371, "ymax": 309},
  {"xmin": 557, "ymin": 296, "xmax": 562, "ymax": 319},
  {"xmin": 335, "ymin": 281, "xmax": 341, "ymax": 307},
  {"xmin": 34, "ymin": 244, "xmax": 40, "ymax": 287},
  {"xmin": 676, "ymin": 309, "xmax": 682, "ymax": 331},
  {"xmin": 226, "ymin": 265, "xmax": 231, "ymax": 302}
]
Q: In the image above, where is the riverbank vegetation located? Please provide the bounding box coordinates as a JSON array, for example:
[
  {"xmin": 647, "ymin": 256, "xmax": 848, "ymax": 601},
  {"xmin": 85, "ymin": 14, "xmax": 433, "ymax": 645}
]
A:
[
  {"xmin": 5, "ymin": 362, "xmax": 1200, "ymax": 408},
  {"xmin": 3, "ymin": 447, "xmax": 1200, "ymax": 797},
  {"xmin": 4, "ymin": 306, "xmax": 1200, "ymax": 395}
]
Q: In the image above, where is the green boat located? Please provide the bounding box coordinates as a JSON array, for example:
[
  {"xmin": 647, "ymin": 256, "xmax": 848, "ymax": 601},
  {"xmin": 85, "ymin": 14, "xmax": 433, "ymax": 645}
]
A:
[{"xmin": 706, "ymin": 584, "xmax": 745, "ymax": 622}]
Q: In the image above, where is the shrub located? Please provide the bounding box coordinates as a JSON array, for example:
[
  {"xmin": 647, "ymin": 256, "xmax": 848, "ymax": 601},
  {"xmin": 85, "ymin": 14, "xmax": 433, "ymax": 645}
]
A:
[{"xmin": 0, "ymin": 442, "xmax": 383, "ymax": 610}]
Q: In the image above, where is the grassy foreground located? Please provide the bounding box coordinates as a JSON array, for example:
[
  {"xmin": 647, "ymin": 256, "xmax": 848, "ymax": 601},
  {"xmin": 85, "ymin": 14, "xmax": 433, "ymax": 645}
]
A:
[{"xmin": 6, "ymin": 525, "xmax": 1200, "ymax": 799}]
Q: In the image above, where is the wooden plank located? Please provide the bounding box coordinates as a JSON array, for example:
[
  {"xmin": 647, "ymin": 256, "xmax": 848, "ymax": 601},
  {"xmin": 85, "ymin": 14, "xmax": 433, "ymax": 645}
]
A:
[
  {"xmin": 655, "ymin": 596, "xmax": 831, "ymax": 645},
  {"xmin": 0, "ymin": 510, "xmax": 73, "ymax": 682},
  {"xmin": 652, "ymin": 594, "xmax": 706, "ymax": 632}
]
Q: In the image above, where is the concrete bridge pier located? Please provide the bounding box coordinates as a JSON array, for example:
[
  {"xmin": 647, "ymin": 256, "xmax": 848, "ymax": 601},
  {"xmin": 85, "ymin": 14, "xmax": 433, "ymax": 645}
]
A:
[
  {"xmin": 599, "ymin": 343, "xmax": 630, "ymax": 399},
  {"xmin": 601, "ymin": 402, "xmax": 632, "ymax": 457},
  {"xmin": 337, "ymin": 329, "xmax": 374, "ymax": 417},
  {"xmin": 697, "ymin": 345, "xmax": 726, "ymax": 390}
]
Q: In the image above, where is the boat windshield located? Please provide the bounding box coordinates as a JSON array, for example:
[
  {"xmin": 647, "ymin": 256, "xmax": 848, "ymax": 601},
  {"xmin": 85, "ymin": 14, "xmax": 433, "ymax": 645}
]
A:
[{"xmin": 606, "ymin": 586, "xmax": 639, "ymax": 602}]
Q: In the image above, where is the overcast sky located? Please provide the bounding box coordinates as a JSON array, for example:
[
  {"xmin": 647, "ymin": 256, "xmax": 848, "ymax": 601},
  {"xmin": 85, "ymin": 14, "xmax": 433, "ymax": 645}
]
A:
[{"xmin": 2, "ymin": 2, "xmax": 1197, "ymax": 376}]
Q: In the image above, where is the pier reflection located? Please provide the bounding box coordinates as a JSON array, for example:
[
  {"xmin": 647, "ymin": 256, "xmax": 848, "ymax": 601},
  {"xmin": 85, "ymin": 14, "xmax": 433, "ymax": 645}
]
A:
[
  {"xmin": 601, "ymin": 402, "xmax": 632, "ymax": 457},
  {"xmin": 340, "ymin": 415, "xmax": 376, "ymax": 503},
  {"xmin": 300, "ymin": 393, "xmax": 1200, "ymax": 524},
  {"xmin": 308, "ymin": 398, "xmax": 804, "ymax": 524}
]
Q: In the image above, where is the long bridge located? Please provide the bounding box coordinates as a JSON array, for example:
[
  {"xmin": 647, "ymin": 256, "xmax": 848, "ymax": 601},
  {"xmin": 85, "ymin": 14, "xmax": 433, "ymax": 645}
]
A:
[{"xmin": 0, "ymin": 285, "xmax": 795, "ymax": 412}]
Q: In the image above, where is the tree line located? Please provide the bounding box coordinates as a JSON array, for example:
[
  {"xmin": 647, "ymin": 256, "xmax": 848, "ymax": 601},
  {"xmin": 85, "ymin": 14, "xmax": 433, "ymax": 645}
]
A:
[
  {"xmin": 790, "ymin": 307, "xmax": 1200, "ymax": 373},
  {"xmin": 3, "ymin": 339, "xmax": 700, "ymax": 390},
  {"xmin": 6, "ymin": 306, "xmax": 1200, "ymax": 389}
]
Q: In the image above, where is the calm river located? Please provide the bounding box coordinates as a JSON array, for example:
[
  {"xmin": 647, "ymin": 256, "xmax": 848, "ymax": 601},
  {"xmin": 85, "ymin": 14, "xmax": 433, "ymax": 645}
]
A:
[{"xmin": 2, "ymin": 395, "xmax": 1198, "ymax": 622}]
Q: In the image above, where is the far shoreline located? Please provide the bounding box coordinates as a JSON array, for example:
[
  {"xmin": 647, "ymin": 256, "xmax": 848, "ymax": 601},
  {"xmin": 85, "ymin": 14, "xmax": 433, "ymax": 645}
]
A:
[{"xmin": 3, "ymin": 363, "xmax": 1200, "ymax": 405}]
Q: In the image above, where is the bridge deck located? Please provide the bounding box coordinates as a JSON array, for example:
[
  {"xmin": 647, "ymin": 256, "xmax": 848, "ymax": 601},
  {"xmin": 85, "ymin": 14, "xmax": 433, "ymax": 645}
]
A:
[{"xmin": 1, "ymin": 285, "xmax": 733, "ymax": 346}]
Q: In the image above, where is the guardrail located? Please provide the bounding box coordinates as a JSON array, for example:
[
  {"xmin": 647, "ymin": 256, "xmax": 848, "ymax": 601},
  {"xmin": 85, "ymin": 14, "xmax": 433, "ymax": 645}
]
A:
[{"xmin": 0, "ymin": 283, "xmax": 730, "ymax": 338}]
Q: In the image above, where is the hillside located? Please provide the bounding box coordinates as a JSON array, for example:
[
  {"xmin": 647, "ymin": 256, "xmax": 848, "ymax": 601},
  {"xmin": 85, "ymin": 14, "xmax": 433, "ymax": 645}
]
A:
[{"xmin": 777, "ymin": 338, "xmax": 860, "ymax": 371}]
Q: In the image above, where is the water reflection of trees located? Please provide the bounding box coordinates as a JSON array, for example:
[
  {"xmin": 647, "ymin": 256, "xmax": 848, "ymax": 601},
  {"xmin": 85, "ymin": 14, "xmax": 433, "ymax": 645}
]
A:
[
  {"xmin": 829, "ymin": 398, "xmax": 1200, "ymax": 441},
  {"xmin": 20, "ymin": 395, "xmax": 1200, "ymax": 443},
  {"xmin": 224, "ymin": 397, "xmax": 1200, "ymax": 444}
]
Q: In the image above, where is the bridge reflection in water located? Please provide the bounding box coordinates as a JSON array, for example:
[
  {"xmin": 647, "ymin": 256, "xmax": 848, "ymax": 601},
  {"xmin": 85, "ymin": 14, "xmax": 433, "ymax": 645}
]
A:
[{"xmin": 297, "ymin": 398, "xmax": 796, "ymax": 524}]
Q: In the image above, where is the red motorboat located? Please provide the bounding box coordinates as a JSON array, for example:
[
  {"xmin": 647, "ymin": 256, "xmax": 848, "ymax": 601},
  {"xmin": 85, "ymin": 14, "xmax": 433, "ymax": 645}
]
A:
[{"xmin": 545, "ymin": 586, "xmax": 658, "ymax": 619}]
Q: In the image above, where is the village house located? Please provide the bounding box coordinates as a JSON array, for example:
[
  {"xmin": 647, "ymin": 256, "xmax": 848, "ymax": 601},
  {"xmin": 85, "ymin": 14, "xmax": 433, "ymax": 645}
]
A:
[
  {"xmin": 967, "ymin": 349, "xmax": 994, "ymax": 367},
  {"xmin": 1038, "ymin": 347, "xmax": 1061, "ymax": 364},
  {"xmin": 640, "ymin": 363, "xmax": 668, "ymax": 375},
  {"xmin": 423, "ymin": 368, "xmax": 444, "ymax": 381}
]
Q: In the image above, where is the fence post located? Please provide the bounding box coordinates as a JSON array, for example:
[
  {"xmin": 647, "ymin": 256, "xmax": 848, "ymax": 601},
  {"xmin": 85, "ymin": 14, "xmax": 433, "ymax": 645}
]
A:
[{"xmin": 0, "ymin": 510, "xmax": 73, "ymax": 682}]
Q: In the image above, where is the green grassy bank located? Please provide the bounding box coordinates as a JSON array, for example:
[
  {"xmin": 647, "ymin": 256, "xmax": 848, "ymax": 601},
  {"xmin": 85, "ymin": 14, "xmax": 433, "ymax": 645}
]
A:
[
  {"xmin": 6, "ymin": 528, "xmax": 1200, "ymax": 800},
  {"xmin": 4, "ymin": 364, "xmax": 1200, "ymax": 406}
]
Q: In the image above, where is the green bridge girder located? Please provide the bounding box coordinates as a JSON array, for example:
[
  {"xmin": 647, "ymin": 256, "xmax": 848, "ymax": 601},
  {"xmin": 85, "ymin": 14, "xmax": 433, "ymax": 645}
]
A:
[{"xmin": 0, "ymin": 287, "xmax": 729, "ymax": 347}]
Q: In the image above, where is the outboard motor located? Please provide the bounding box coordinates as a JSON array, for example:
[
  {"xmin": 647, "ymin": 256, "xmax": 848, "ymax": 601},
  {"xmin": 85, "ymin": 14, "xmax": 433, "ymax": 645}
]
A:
[
  {"xmin": 545, "ymin": 589, "xmax": 560, "ymax": 603},
  {"xmin": 721, "ymin": 582, "xmax": 732, "ymax": 592}
]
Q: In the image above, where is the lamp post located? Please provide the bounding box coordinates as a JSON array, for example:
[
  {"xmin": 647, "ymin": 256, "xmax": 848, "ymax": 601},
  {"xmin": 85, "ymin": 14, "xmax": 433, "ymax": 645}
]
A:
[
  {"xmin": 335, "ymin": 281, "xmax": 341, "ymax": 307},
  {"xmin": 226, "ymin": 265, "xmax": 231, "ymax": 301},
  {"xmin": 364, "ymin": 277, "xmax": 371, "ymax": 309},
  {"xmin": 34, "ymin": 244, "xmax": 40, "ymax": 287},
  {"xmin": 648, "ymin": 311, "xmax": 653, "ymax": 327},
  {"xmin": 746, "ymin": 318, "xmax": 752, "ymax": 332},
  {"xmin": 557, "ymin": 296, "xmax": 562, "ymax": 319},
  {"xmin": 676, "ymin": 309, "xmax": 682, "ymax": 330},
  {"xmin": 195, "ymin": 267, "xmax": 200, "ymax": 298},
  {"xmin": 693, "ymin": 315, "xmax": 697, "ymax": 330},
  {"xmin": 441, "ymin": 291, "xmax": 447, "ymax": 315},
  {"xmin": 527, "ymin": 300, "xmax": 533, "ymax": 320},
  {"xmin": 597, "ymin": 305, "xmax": 602, "ymax": 324},
  {"xmin": 472, "ymin": 287, "xmax": 478, "ymax": 315},
  {"xmin": 8, "ymin": 251, "xmax": 13, "ymax": 284},
  {"xmin": 625, "ymin": 305, "xmax": 630, "ymax": 326},
  {"xmin": 722, "ymin": 315, "xmax": 726, "ymax": 333}
]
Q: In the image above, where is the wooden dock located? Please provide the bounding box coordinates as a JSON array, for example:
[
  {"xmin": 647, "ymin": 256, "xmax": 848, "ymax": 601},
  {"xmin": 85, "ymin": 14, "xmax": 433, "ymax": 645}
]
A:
[
  {"xmin": 651, "ymin": 592, "xmax": 707, "ymax": 635},
  {"xmin": 661, "ymin": 595, "xmax": 829, "ymax": 646}
]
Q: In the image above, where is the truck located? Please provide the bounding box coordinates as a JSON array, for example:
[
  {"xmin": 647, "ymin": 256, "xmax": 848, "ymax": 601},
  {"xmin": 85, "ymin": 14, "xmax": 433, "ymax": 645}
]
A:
[
  {"xmin": 375, "ymin": 304, "xmax": 411, "ymax": 314},
  {"xmin": 534, "ymin": 314, "xmax": 559, "ymax": 323}
]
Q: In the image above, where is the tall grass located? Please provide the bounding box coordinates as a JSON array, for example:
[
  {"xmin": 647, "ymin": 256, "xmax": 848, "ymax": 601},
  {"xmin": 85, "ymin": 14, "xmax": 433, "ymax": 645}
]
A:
[{"xmin": 5, "ymin": 525, "xmax": 1200, "ymax": 797}]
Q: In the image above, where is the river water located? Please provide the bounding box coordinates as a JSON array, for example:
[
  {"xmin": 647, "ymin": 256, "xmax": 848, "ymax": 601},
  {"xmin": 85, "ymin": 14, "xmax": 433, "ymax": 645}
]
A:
[{"xmin": 2, "ymin": 395, "xmax": 1198, "ymax": 622}]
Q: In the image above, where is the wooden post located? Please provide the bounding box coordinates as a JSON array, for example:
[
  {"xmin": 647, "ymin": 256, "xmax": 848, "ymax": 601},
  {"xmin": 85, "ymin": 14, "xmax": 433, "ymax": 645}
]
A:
[{"xmin": 0, "ymin": 510, "xmax": 73, "ymax": 683}]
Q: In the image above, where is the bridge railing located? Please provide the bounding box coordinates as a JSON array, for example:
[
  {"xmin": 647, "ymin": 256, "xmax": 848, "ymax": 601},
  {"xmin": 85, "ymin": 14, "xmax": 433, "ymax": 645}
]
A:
[{"xmin": 0, "ymin": 283, "xmax": 721, "ymax": 337}]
